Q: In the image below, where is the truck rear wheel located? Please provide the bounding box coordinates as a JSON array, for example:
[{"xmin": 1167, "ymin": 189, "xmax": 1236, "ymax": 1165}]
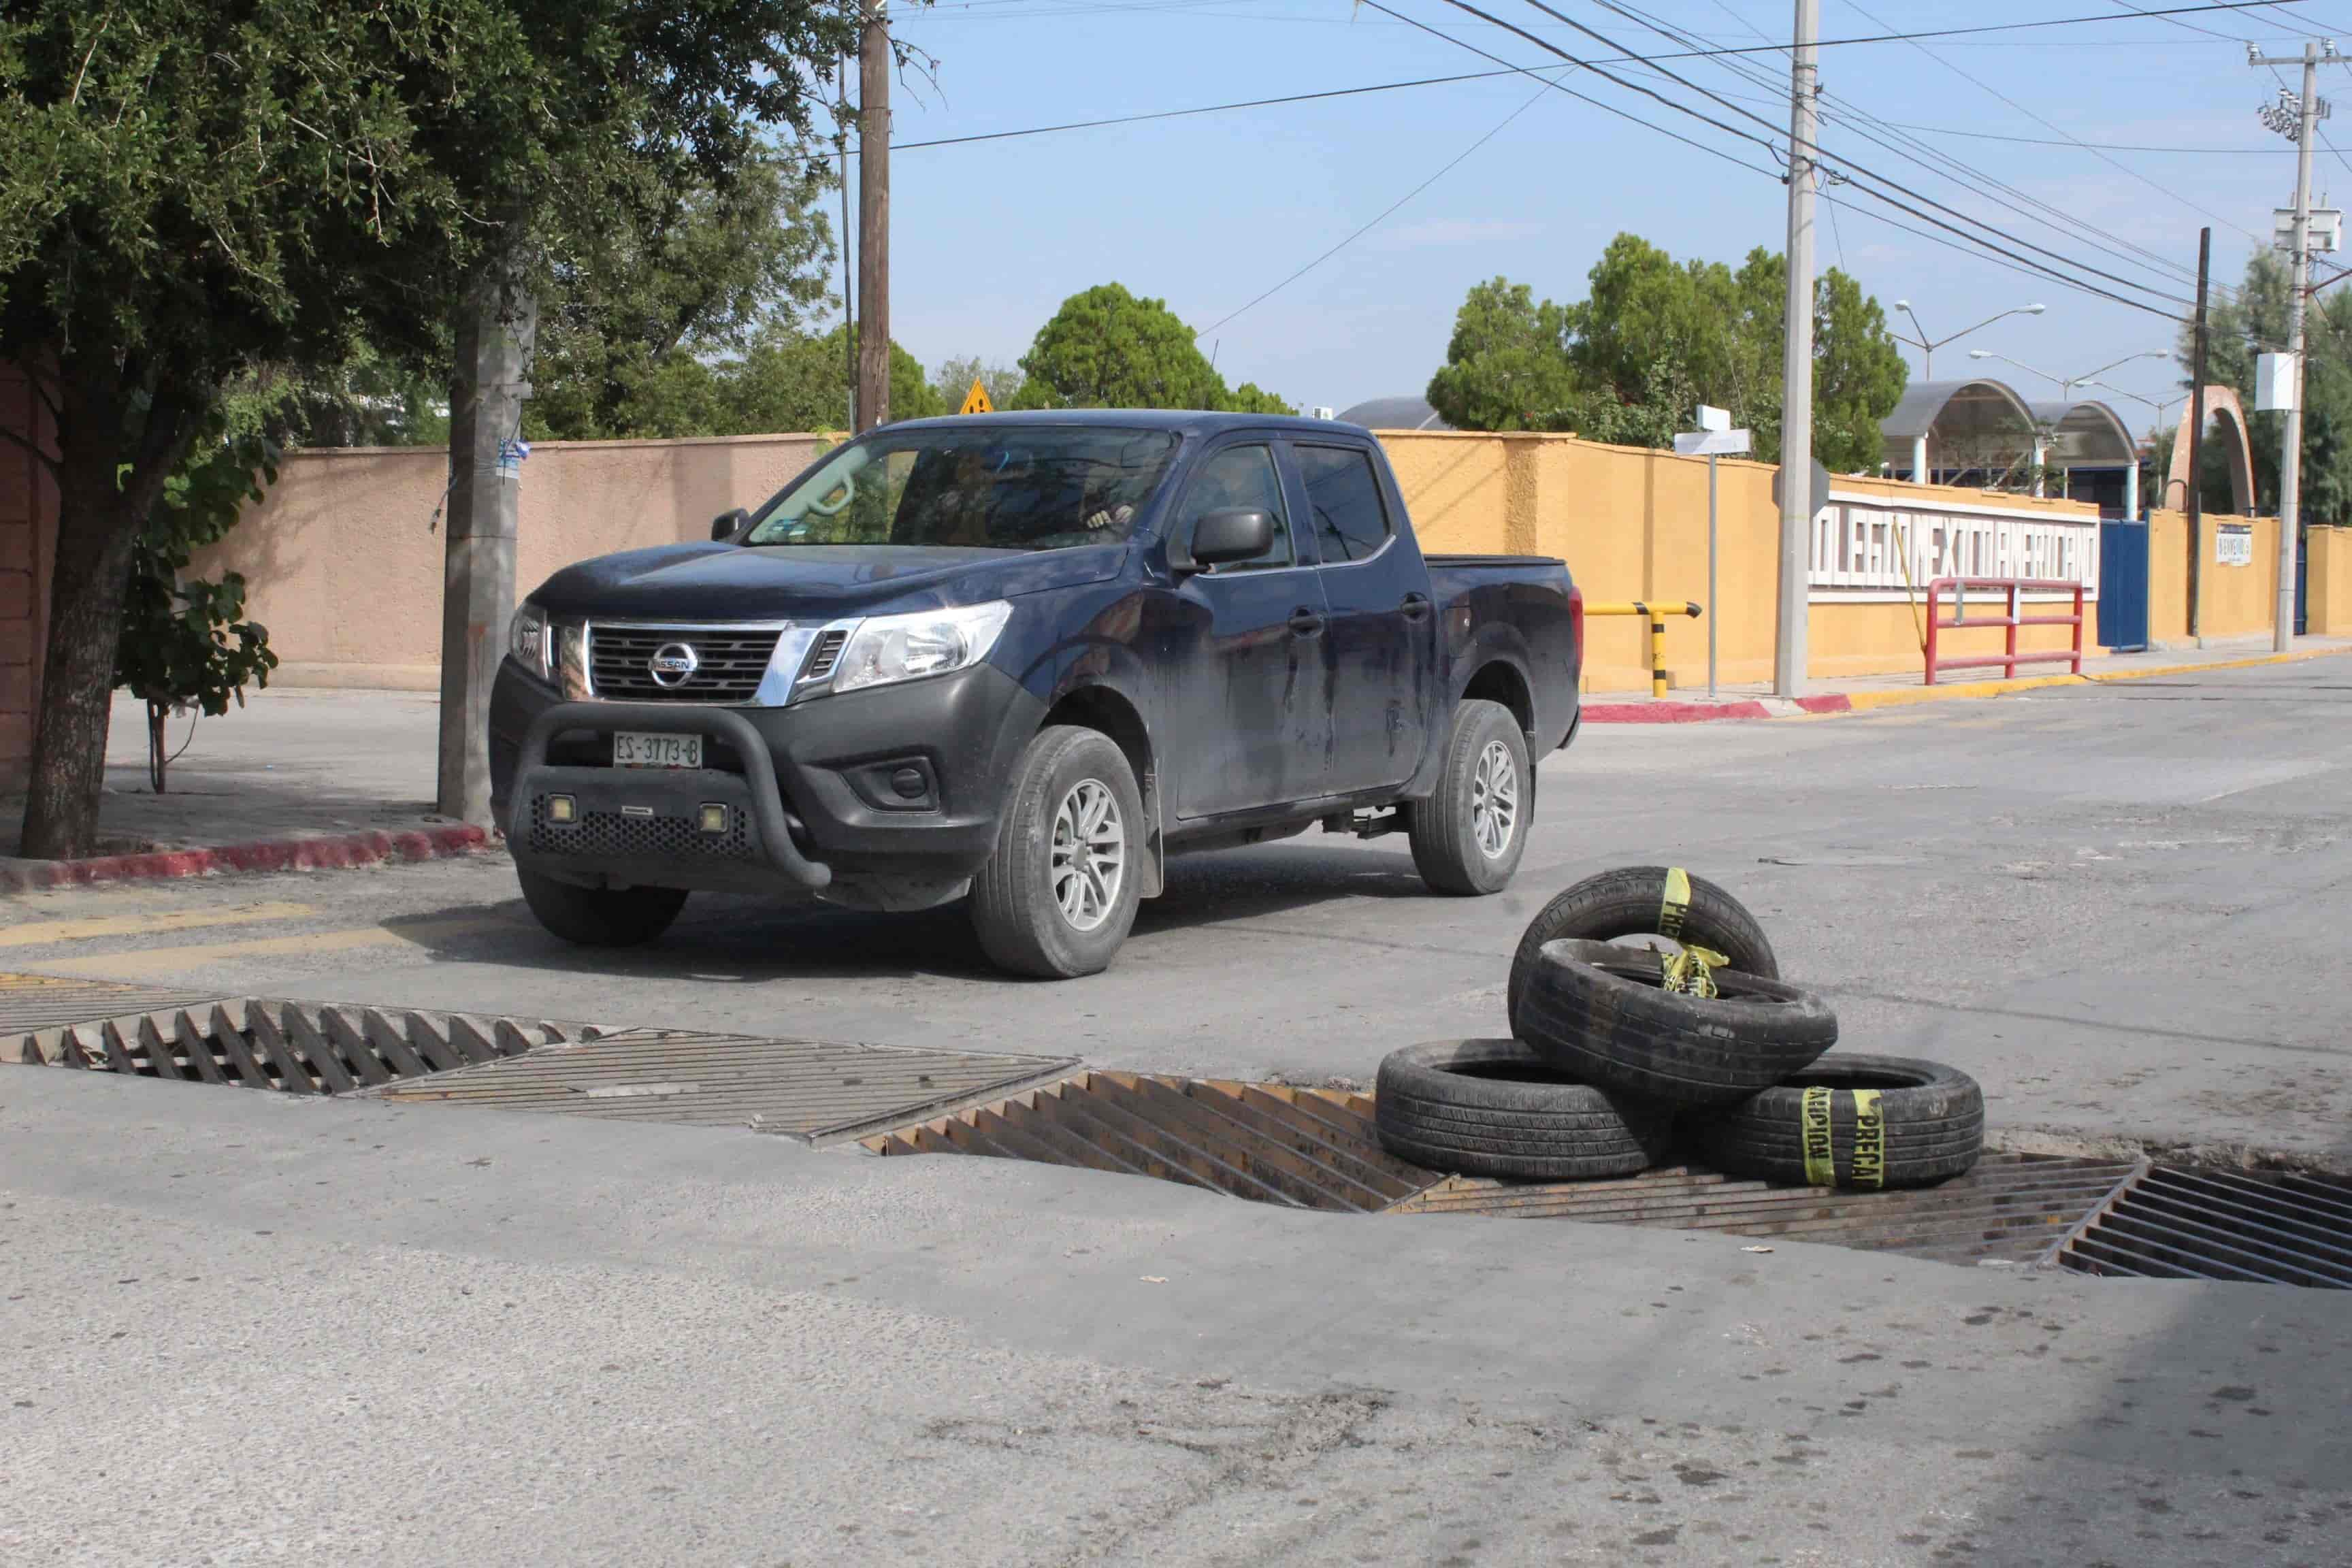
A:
[
  {"xmin": 517, "ymin": 869, "xmax": 688, "ymax": 947},
  {"xmin": 1409, "ymin": 699, "xmax": 1530, "ymax": 896},
  {"xmin": 970, "ymin": 725, "xmax": 1144, "ymax": 979}
]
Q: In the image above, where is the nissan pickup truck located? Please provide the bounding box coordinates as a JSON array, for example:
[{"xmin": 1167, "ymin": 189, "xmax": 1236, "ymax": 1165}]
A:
[{"xmin": 491, "ymin": 410, "xmax": 1583, "ymax": 977}]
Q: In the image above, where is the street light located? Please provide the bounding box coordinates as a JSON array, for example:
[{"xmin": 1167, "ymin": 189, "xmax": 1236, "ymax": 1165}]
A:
[
  {"xmin": 1967, "ymin": 348, "xmax": 2168, "ymax": 400},
  {"xmin": 1889, "ymin": 299, "xmax": 2046, "ymax": 379}
]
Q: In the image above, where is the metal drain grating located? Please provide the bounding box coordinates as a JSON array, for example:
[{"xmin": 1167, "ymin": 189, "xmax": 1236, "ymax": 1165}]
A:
[
  {"xmin": 369, "ymin": 1031, "xmax": 1080, "ymax": 1143},
  {"xmin": 0, "ymin": 973, "xmax": 226, "ymax": 1036},
  {"xmin": 865, "ymin": 1073, "xmax": 1435, "ymax": 1211},
  {"xmin": 14, "ymin": 999, "xmax": 570, "ymax": 1092},
  {"xmin": 2059, "ymin": 1162, "xmax": 2352, "ymax": 1288},
  {"xmin": 1392, "ymin": 1154, "xmax": 2140, "ymax": 1267}
]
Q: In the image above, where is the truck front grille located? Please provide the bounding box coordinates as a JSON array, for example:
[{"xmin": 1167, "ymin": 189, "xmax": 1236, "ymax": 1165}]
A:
[
  {"xmin": 589, "ymin": 625, "xmax": 781, "ymax": 702},
  {"xmin": 528, "ymin": 794, "xmax": 753, "ymax": 861}
]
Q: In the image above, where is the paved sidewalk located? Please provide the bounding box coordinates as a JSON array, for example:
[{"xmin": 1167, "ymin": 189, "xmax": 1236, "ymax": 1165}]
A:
[
  {"xmin": 1585, "ymin": 635, "xmax": 2352, "ymax": 721},
  {"xmin": 0, "ymin": 689, "xmax": 472, "ymax": 885}
]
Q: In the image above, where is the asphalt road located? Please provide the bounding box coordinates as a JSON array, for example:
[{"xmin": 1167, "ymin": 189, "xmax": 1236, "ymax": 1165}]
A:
[
  {"xmin": 12, "ymin": 659, "xmax": 2351, "ymax": 1162},
  {"xmin": 5, "ymin": 663, "xmax": 2351, "ymax": 1566}
]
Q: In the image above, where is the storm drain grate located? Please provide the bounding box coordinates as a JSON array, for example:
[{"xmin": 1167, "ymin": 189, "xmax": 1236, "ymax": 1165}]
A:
[
  {"xmin": 2060, "ymin": 1162, "xmax": 2352, "ymax": 1288},
  {"xmin": 866, "ymin": 1073, "xmax": 1435, "ymax": 1212},
  {"xmin": 866, "ymin": 1077, "xmax": 2352, "ymax": 1284},
  {"xmin": 1393, "ymin": 1154, "xmax": 2141, "ymax": 1267},
  {"xmin": 368, "ymin": 1031, "xmax": 1080, "ymax": 1143},
  {"xmin": 0, "ymin": 973, "xmax": 226, "ymax": 1036},
  {"xmin": 14, "ymin": 998, "xmax": 571, "ymax": 1092}
]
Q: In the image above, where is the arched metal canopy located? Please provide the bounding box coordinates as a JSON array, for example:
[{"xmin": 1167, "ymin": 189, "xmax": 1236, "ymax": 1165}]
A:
[
  {"xmin": 1880, "ymin": 378, "xmax": 2040, "ymax": 475},
  {"xmin": 2029, "ymin": 399, "xmax": 2136, "ymax": 466}
]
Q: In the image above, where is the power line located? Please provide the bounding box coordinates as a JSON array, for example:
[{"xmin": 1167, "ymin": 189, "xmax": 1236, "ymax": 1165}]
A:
[
  {"xmin": 1477, "ymin": 0, "xmax": 2195, "ymax": 310},
  {"xmin": 1194, "ymin": 80, "xmax": 1556, "ymax": 338},
  {"xmin": 1584, "ymin": 0, "xmax": 2215, "ymax": 298}
]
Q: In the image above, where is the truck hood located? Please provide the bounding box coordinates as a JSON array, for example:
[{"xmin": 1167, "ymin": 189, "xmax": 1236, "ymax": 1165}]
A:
[{"xmin": 528, "ymin": 542, "xmax": 1129, "ymax": 622}]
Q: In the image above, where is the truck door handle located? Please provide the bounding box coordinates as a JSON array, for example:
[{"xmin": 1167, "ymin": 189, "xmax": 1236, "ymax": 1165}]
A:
[
  {"xmin": 1400, "ymin": 593, "xmax": 1433, "ymax": 621},
  {"xmin": 1288, "ymin": 609, "xmax": 1326, "ymax": 637}
]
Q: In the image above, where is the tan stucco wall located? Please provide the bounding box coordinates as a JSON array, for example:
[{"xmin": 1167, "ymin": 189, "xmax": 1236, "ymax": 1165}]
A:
[
  {"xmin": 193, "ymin": 433, "xmax": 826, "ymax": 689},
  {"xmin": 1381, "ymin": 431, "xmax": 2103, "ymax": 691},
  {"xmin": 2146, "ymin": 509, "xmax": 2281, "ymax": 647},
  {"xmin": 0, "ymin": 366, "xmax": 56, "ymax": 789},
  {"xmin": 2308, "ymin": 526, "xmax": 2352, "ymax": 635}
]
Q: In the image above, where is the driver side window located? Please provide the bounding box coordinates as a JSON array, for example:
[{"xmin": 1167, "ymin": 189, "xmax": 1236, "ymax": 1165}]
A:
[{"xmin": 1180, "ymin": 444, "xmax": 1292, "ymax": 572}]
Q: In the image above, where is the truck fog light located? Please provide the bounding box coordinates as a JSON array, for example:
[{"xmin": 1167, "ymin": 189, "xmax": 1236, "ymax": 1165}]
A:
[
  {"xmin": 546, "ymin": 794, "xmax": 577, "ymax": 825},
  {"xmin": 698, "ymin": 803, "xmax": 730, "ymax": 834}
]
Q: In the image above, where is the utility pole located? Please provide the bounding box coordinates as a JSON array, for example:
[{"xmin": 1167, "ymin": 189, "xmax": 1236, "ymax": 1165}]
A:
[
  {"xmin": 838, "ymin": 48, "xmax": 857, "ymax": 433},
  {"xmin": 855, "ymin": 0, "xmax": 891, "ymax": 433},
  {"xmin": 2187, "ymin": 228, "xmax": 2210, "ymax": 641},
  {"xmin": 1774, "ymin": 0, "xmax": 1820, "ymax": 698},
  {"xmin": 438, "ymin": 257, "xmax": 536, "ymax": 826},
  {"xmin": 2250, "ymin": 39, "xmax": 2340, "ymax": 651}
]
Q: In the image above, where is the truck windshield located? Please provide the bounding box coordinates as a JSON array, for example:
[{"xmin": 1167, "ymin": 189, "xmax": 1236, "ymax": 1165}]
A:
[{"xmin": 743, "ymin": 426, "xmax": 1181, "ymax": 551}]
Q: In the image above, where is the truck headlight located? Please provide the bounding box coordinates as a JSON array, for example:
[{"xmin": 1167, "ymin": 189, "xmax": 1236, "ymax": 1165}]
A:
[
  {"xmin": 830, "ymin": 601, "xmax": 1013, "ymax": 694},
  {"xmin": 508, "ymin": 603, "xmax": 553, "ymax": 682}
]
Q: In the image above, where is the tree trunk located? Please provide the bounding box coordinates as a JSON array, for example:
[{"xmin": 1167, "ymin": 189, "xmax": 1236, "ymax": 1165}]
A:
[{"xmin": 18, "ymin": 365, "xmax": 193, "ymax": 861}]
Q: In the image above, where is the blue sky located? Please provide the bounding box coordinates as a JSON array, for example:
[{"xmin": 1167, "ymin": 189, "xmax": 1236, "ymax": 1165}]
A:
[{"xmin": 858, "ymin": 0, "xmax": 2351, "ymax": 431}]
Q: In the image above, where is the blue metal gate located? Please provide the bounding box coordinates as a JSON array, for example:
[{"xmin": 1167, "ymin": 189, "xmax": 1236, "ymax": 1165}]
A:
[
  {"xmin": 2098, "ymin": 520, "xmax": 2150, "ymax": 652},
  {"xmin": 2296, "ymin": 526, "xmax": 2310, "ymax": 636}
]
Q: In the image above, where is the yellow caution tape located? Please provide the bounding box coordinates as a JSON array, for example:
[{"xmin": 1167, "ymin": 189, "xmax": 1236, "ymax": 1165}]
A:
[
  {"xmin": 1659, "ymin": 945, "xmax": 1729, "ymax": 999},
  {"xmin": 1800, "ymin": 1085, "xmax": 1835, "ymax": 1186},
  {"xmin": 1850, "ymin": 1089, "xmax": 1886, "ymax": 1190},
  {"xmin": 1660, "ymin": 867, "xmax": 1691, "ymax": 941}
]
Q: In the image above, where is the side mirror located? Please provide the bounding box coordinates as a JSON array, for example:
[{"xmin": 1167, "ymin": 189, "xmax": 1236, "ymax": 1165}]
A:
[
  {"xmin": 1185, "ymin": 508, "xmax": 1275, "ymax": 570},
  {"xmin": 711, "ymin": 507, "xmax": 751, "ymax": 542}
]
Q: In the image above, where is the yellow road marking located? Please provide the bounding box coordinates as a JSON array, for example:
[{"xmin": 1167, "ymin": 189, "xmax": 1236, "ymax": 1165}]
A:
[
  {"xmin": 33, "ymin": 917, "xmax": 514, "ymax": 978},
  {"xmin": 0, "ymin": 900, "xmax": 316, "ymax": 948}
]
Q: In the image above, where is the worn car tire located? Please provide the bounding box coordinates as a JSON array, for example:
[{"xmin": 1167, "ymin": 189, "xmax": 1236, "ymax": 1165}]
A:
[
  {"xmin": 1409, "ymin": 699, "xmax": 1531, "ymax": 896},
  {"xmin": 517, "ymin": 870, "xmax": 687, "ymax": 947},
  {"xmin": 1374, "ymin": 1038, "xmax": 1673, "ymax": 1180},
  {"xmin": 1688, "ymin": 1054, "xmax": 1984, "ymax": 1189},
  {"xmin": 1516, "ymin": 938, "xmax": 1837, "ymax": 1107},
  {"xmin": 1505, "ymin": 866, "xmax": 1779, "ymax": 1037},
  {"xmin": 970, "ymin": 725, "xmax": 1145, "ymax": 979}
]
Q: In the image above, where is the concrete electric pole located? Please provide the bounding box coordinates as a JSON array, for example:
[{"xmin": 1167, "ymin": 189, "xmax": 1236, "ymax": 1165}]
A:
[
  {"xmin": 2250, "ymin": 39, "xmax": 2340, "ymax": 652},
  {"xmin": 437, "ymin": 266, "xmax": 536, "ymax": 827},
  {"xmin": 855, "ymin": 0, "xmax": 891, "ymax": 433},
  {"xmin": 1774, "ymin": 0, "xmax": 1820, "ymax": 698}
]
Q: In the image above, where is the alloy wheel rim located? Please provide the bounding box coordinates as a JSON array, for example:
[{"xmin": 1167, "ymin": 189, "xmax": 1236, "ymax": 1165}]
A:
[
  {"xmin": 1471, "ymin": 739, "xmax": 1518, "ymax": 859},
  {"xmin": 1051, "ymin": 779, "xmax": 1125, "ymax": 932}
]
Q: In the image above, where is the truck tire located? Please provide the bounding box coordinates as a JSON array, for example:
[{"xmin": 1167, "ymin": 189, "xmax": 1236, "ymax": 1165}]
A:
[
  {"xmin": 1409, "ymin": 699, "xmax": 1531, "ymax": 896},
  {"xmin": 1688, "ymin": 1055, "xmax": 1984, "ymax": 1189},
  {"xmin": 1505, "ymin": 866, "xmax": 1779, "ymax": 1039},
  {"xmin": 1374, "ymin": 1038, "xmax": 1672, "ymax": 1180},
  {"xmin": 971, "ymin": 725, "xmax": 1145, "ymax": 979},
  {"xmin": 1516, "ymin": 938, "xmax": 1836, "ymax": 1107},
  {"xmin": 517, "ymin": 869, "xmax": 687, "ymax": 947}
]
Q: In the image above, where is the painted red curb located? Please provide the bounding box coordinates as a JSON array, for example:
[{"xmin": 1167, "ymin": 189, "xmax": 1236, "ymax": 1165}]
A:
[
  {"xmin": 1584, "ymin": 693, "xmax": 1857, "ymax": 723},
  {"xmin": 1584, "ymin": 700, "xmax": 1771, "ymax": 723},
  {"xmin": 0, "ymin": 823, "xmax": 490, "ymax": 892}
]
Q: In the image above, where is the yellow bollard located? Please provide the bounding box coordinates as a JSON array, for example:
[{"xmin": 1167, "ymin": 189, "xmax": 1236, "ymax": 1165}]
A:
[{"xmin": 1584, "ymin": 600, "xmax": 1703, "ymax": 699}]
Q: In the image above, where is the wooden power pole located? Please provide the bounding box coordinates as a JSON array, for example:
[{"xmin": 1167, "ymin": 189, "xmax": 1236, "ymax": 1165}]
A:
[
  {"xmin": 2187, "ymin": 227, "xmax": 2210, "ymax": 642},
  {"xmin": 855, "ymin": 1, "xmax": 890, "ymax": 432}
]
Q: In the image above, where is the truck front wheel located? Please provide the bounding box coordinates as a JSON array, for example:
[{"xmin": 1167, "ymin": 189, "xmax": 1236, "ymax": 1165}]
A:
[
  {"xmin": 1409, "ymin": 698, "xmax": 1531, "ymax": 896},
  {"xmin": 517, "ymin": 869, "xmax": 688, "ymax": 947},
  {"xmin": 970, "ymin": 725, "xmax": 1144, "ymax": 979}
]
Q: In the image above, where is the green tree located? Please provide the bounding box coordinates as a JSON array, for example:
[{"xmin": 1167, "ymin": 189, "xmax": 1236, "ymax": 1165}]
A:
[
  {"xmin": 1014, "ymin": 283, "xmax": 1292, "ymax": 412},
  {"xmin": 1, "ymin": 0, "xmax": 850, "ymax": 856},
  {"xmin": 1425, "ymin": 237, "xmax": 1906, "ymax": 469},
  {"xmin": 2174, "ymin": 250, "xmax": 2352, "ymax": 525}
]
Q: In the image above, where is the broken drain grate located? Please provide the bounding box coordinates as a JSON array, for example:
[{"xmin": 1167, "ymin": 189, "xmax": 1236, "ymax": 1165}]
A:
[
  {"xmin": 868, "ymin": 1076, "xmax": 2351, "ymax": 1286},
  {"xmin": 14, "ymin": 999, "xmax": 572, "ymax": 1092},
  {"xmin": 0, "ymin": 973, "xmax": 227, "ymax": 1036}
]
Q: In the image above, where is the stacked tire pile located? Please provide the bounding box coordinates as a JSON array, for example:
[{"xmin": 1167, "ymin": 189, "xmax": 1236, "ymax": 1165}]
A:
[{"xmin": 1375, "ymin": 866, "xmax": 1986, "ymax": 1190}]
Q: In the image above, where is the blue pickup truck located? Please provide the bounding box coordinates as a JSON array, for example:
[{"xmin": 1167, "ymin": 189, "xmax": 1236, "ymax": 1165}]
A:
[{"xmin": 491, "ymin": 410, "xmax": 1583, "ymax": 977}]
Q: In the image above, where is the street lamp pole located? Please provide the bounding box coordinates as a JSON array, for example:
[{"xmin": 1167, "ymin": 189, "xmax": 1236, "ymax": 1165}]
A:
[{"xmin": 1889, "ymin": 300, "xmax": 2046, "ymax": 380}]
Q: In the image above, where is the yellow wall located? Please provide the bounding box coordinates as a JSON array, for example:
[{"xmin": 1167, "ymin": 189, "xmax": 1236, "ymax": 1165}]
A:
[
  {"xmin": 2302, "ymin": 526, "xmax": 2352, "ymax": 635},
  {"xmin": 2144, "ymin": 509, "xmax": 2280, "ymax": 645},
  {"xmin": 1381, "ymin": 431, "xmax": 2104, "ymax": 691}
]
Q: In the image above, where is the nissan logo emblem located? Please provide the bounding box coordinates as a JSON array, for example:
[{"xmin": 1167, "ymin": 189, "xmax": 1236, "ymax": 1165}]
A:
[{"xmin": 648, "ymin": 642, "xmax": 700, "ymax": 687}]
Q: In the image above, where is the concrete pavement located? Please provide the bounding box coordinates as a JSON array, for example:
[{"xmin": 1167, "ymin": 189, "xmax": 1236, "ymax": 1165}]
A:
[{"xmin": 3, "ymin": 660, "xmax": 2350, "ymax": 1564}]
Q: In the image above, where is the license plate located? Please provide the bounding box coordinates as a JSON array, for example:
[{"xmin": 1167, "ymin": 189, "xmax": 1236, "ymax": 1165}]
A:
[{"xmin": 613, "ymin": 732, "xmax": 701, "ymax": 769}]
